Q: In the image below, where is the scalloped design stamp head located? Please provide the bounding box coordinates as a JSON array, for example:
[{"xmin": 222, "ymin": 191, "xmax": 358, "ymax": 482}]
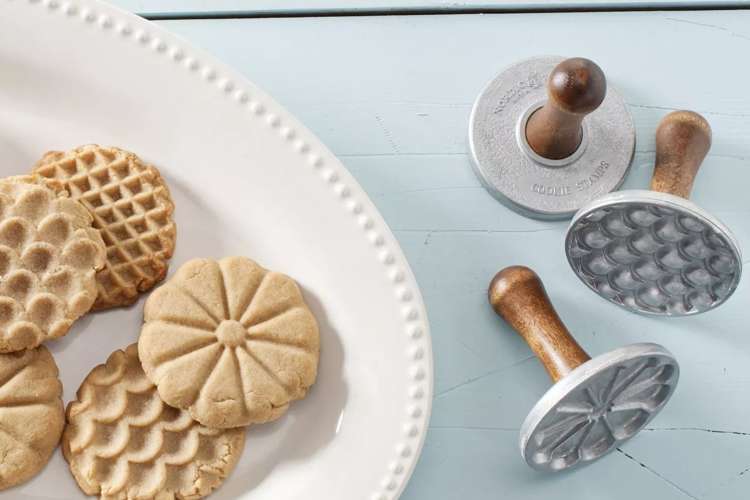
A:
[
  {"xmin": 0, "ymin": 175, "xmax": 105, "ymax": 352},
  {"xmin": 138, "ymin": 257, "xmax": 320, "ymax": 429},
  {"xmin": 62, "ymin": 344, "xmax": 245, "ymax": 499},
  {"xmin": 32, "ymin": 145, "xmax": 177, "ymax": 310},
  {"xmin": 0, "ymin": 345, "xmax": 64, "ymax": 490},
  {"xmin": 567, "ymin": 201, "xmax": 740, "ymax": 315}
]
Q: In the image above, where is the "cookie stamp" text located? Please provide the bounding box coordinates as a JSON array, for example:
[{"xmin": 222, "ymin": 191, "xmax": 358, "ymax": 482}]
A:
[
  {"xmin": 532, "ymin": 184, "xmax": 572, "ymax": 196},
  {"xmin": 576, "ymin": 161, "xmax": 610, "ymax": 191}
]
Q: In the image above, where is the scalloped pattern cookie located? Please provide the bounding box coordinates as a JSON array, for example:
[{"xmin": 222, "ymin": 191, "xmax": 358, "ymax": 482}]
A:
[
  {"xmin": 63, "ymin": 344, "xmax": 245, "ymax": 499},
  {"xmin": 0, "ymin": 345, "xmax": 64, "ymax": 490},
  {"xmin": 33, "ymin": 145, "xmax": 176, "ymax": 310},
  {"xmin": 138, "ymin": 257, "xmax": 320, "ymax": 429},
  {"xmin": 0, "ymin": 175, "xmax": 105, "ymax": 352}
]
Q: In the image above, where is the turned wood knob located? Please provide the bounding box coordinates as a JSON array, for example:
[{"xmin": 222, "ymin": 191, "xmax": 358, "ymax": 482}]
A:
[
  {"xmin": 525, "ymin": 58, "xmax": 607, "ymax": 160},
  {"xmin": 488, "ymin": 266, "xmax": 590, "ymax": 382},
  {"xmin": 650, "ymin": 110, "xmax": 712, "ymax": 199}
]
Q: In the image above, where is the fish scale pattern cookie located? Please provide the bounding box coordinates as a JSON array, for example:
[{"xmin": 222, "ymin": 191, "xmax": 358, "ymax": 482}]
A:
[
  {"xmin": 0, "ymin": 346, "xmax": 64, "ymax": 490},
  {"xmin": 33, "ymin": 145, "xmax": 176, "ymax": 310},
  {"xmin": 63, "ymin": 344, "xmax": 245, "ymax": 500},
  {"xmin": 0, "ymin": 176, "xmax": 105, "ymax": 352},
  {"xmin": 139, "ymin": 257, "xmax": 320, "ymax": 429},
  {"xmin": 566, "ymin": 203, "xmax": 740, "ymax": 315}
]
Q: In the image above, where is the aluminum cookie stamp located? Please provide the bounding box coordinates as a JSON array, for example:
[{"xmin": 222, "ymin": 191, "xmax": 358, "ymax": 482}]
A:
[
  {"xmin": 566, "ymin": 111, "xmax": 742, "ymax": 316},
  {"xmin": 469, "ymin": 56, "xmax": 635, "ymax": 219},
  {"xmin": 488, "ymin": 266, "xmax": 679, "ymax": 472}
]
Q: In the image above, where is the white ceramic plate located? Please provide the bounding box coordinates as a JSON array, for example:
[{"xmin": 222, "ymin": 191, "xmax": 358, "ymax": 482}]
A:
[{"xmin": 0, "ymin": 2, "xmax": 433, "ymax": 499}]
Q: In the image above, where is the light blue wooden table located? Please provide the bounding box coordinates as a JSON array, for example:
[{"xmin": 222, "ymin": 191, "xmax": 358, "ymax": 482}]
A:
[{"xmin": 112, "ymin": 4, "xmax": 750, "ymax": 499}]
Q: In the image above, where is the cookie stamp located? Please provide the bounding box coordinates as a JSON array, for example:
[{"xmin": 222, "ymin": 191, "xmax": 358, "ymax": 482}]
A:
[
  {"xmin": 566, "ymin": 111, "xmax": 742, "ymax": 315},
  {"xmin": 469, "ymin": 57, "xmax": 635, "ymax": 219},
  {"xmin": 488, "ymin": 266, "xmax": 679, "ymax": 471}
]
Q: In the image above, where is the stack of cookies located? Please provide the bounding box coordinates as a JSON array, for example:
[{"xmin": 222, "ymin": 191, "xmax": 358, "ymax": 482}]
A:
[{"xmin": 0, "ymin": 145, "xmax": 321, "ymax": 499}]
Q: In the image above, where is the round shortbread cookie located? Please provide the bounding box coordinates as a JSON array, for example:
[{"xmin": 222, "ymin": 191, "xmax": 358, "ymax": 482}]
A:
[
  {"xmin": 138, "ymin": 257, "xmax": 320, "ymax": 429},
  {"xmin": 0, "ymin": 175, "xmax": 105, "ymax": 352},
  {"xmin": 0, "ymin": 346, "xmax": 64, "ymax": 490},
  {"xmin": 32, "ymin": 145, "xmax": 176, "ymax": 310},
  {"xmin": 63, "ymin": 344, "xmax": 245, "ymax": 499}
]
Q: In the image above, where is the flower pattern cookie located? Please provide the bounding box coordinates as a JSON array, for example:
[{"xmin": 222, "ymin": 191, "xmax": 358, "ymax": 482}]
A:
[{"xmin": 138, "ymin": 257, "xmax": 320, "ymax": 429}]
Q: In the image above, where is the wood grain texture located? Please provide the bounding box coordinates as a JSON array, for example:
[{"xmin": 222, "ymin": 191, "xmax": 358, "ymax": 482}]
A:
[
  {"xmin": 489, "ymin": 266, "xmax": 590, "ymax": 382},
  {"xmin": 525, "ymin": 57, "xmax": 606, "ymax": 159},
  {"xmin": 156, "ymin": 11, "xmax": 750, "ymax": 500},
  {"xmin": 650, "ymin": 110, "xmax": 712, "ymax": 198}
]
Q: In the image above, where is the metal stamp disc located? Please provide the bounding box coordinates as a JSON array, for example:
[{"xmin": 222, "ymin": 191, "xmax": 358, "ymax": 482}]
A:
[
  {"xmin": 566, "ymin": 190, "xmax": 742, "ymax": 316},
  {"xmin": 468, "ymin": 56, "xmax": 635, "ymax": 219},
  {"xmin": 520, "ymin": 343, "xmax": 679, "ymax": 472}
]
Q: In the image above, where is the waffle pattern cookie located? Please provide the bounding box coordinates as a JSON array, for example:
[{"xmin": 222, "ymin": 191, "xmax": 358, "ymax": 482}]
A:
[
  {"xmin": 33, "ymin": 145, "xmax": 176, "ymax": 310},
  {"xmin": 139, "ymin": 257, "xmax": 320, "ymax": 429},
  {"xmin": 63, "ymin": 344, "xmax": 245, "ymax": 499},
  {"xmin": 0, "ymin": 176, "xmax": 105, "ymax": 352},
  {"xmin": 0, "ymin": 346, "xmax": 64, "ymax": 490}
]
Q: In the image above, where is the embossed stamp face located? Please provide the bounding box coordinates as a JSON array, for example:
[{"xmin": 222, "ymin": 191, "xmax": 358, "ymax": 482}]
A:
[
  {"xmin": 521, "ymin": 343, "xmax": 679, "ymax": 471},
  {"xmin": 566, "ymin": 191, "xmax": 742, "ymax": 315}
]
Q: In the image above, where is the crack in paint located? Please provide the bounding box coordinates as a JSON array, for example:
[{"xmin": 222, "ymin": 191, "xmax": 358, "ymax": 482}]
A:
[
  {"xmin": 617, "ymin": 448, "xmax": 700, "ymax": 500},
  {"xmin": 435, "ymin": 355, "xmax": 535, "ymax": 399},
  {"xmin": 394, "ymin": 228, "xmax": 558, "ymax": 234},
  {"xmin": 644, "ymin": 427, "xmax": 750, "ymax": 437},
  {"xmin": 374, "ymin": 114, "xmax": 400, "ymax": 154},
  {"xmin": 663, "ymin": 16, "xmax": 750, "ymax": 43},
  {"xmin": 627, "ymin": 102, "xmax": 750, "ymax": 119},
  {"xmin": 430, "ymin": 425, "xmax": 519, "ymax": 432}
]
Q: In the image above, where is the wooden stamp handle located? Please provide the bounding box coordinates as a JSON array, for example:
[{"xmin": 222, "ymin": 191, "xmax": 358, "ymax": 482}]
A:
[
  {"xmin": 650, "ymin": 110, "xmax": 712, "ymax": 199},
  {"xmin": 488, "ymin": 266, "xmax": 590, "ymax": 383},
  {"xmin": 525, "ymin": 58, "xmax": 606, "ymax": 160}
]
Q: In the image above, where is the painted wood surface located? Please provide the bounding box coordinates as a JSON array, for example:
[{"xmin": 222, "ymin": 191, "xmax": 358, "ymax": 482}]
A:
[
  {"xmin": 156, "ymin": 11, "xmax": 750, "ymax": 499},
  {"xmin": 114, "ymin": 0, "xmax": 750, "ymax": 18}
]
